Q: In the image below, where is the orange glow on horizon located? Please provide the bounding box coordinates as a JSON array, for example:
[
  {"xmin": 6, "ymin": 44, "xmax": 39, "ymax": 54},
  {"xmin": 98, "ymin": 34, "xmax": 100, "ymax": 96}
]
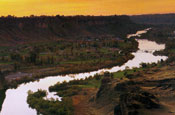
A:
[{"xmin": 0, "ymin": 0, "xmax": 175, "ymax": 17}]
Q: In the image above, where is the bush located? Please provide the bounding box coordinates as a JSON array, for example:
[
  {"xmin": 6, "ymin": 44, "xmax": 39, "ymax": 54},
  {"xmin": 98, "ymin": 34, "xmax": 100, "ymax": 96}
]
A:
[{"xmin": 27, "ymin": 90, "xmax": 74, "ymax": 115}]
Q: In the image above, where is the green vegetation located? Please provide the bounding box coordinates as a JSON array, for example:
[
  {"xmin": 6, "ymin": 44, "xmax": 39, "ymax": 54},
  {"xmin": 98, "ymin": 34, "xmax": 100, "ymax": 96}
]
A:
[
  {"xmin": 27, "ymin": 72, "xmax": 113, "ymax": 114},
  {"xmin": 27, "ymin": 74, "xmax": 108, "ymax": 114},
  {"xmin": 0, "ymin": 37, "xmax": 139, "ymax": 89},
  {"xmin": 0, "ymin": 37, "xmax": 138, "ymax": 86},
  {"xmin": 113, "ymin": 67, "xmax": 143, "ymax": 79},
  {"xmin": 49, "ymin": 75, "xmax": 104, "ymax": 97},
  {"xmin": 0, "ymin": 39, "xmax": 138, "ymax": 70},
  {"xmin": 27, "ymin": 90, "xmax": 73, "ymax": 115}
]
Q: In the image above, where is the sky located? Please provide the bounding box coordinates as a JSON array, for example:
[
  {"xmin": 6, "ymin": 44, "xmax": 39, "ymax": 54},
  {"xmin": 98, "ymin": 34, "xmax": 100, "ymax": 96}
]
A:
[{"xmin": 0, "ymin": 0, "xmax": 175, "ymax": 17}]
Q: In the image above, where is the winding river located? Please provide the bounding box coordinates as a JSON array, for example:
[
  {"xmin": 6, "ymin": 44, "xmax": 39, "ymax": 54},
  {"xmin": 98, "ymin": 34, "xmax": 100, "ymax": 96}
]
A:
[{"xmin": 0, "ymin": 29, "xmax": 168, "ymax": 115}]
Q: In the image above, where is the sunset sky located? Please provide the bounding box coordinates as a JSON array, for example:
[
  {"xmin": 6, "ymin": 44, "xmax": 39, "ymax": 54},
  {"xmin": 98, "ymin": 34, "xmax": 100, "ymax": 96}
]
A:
[{"xmin": 0, "ymin": 0, "xmax": 175, "ymax": 17}]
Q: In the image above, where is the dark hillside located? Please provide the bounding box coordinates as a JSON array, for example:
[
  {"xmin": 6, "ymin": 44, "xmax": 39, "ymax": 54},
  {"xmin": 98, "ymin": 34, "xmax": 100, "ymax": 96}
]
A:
[
  {"xmin": 130, "ymin": 14, "xmax": 175, "ymax": 25},
  {"xmin": 0, "ymin": 15, "xmax": 140, "ymax": 46}
]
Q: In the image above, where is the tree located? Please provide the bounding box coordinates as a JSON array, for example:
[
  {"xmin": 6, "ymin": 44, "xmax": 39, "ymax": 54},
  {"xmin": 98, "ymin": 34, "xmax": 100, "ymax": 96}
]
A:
[
  {"xmin": 14, "ymin": 62, "xmax": 20, "ymax": 71},
  {"xmin": 140, "ymin": 63, "xmax": 147, "ymax": 68},
  {"xmin": 29, "ymin": 51, "xmax": 38, "ymax": 64},
  {"xmin": 95, "ymin": 74, "xmax": 101, "ymax": 80},
  {"xmin": 10, "ymin": 53, "xmax": 22, "ymax": 61}
]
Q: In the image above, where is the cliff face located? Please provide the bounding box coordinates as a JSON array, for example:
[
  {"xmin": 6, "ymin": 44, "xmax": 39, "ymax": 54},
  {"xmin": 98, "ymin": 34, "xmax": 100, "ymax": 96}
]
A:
[
  {"xmin": 94, "ymin": 66, "xmax": 175, "ymax": 115},
  {"xmin": 0, "ymin": 15, "xmax": 139, "ymax": 46}
]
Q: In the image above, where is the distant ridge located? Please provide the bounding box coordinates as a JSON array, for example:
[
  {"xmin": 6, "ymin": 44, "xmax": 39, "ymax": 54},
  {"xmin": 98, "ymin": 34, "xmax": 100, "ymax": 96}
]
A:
[{"xmin": 130, "ymin": 13, "xmax": 175, "ymax": 25}]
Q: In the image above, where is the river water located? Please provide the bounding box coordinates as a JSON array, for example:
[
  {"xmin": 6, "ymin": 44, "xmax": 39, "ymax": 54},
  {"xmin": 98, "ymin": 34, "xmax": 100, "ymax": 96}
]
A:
[{"xmin": 0, "ymin": 29, "xmax": 168, "ymax": 115}]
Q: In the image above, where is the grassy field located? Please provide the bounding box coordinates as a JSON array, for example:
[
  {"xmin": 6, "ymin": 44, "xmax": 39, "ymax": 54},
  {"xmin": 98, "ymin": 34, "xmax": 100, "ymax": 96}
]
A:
[{"xmin": 113, "ymin": 68, "xmax": 144, "ymax": 78}]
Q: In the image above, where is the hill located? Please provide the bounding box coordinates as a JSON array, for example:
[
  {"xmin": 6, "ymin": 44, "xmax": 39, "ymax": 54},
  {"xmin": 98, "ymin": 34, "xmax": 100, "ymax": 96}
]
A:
[
  {"xmin": 130, "ymin": 14, "xmax": 175, "ymax": 25},
  {"xmin": 0, "ymin": 15, "xmax": 140, "ymax": 46}
]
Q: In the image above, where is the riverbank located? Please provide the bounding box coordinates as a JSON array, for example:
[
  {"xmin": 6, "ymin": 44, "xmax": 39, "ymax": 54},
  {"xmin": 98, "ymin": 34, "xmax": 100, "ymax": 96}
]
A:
[
  {"xmin": 4, "ymin": 38, "xmax": 138, "ymax": 88},
  {"xmin": 28, "ymin": 62, "xmax": 175, "ymax": 115},
  {"xmin": 27, "ymin": 66, "xmax": 147, "ymax": 115},
  {"xmin": 6, "ymin": 53, "xmax": 134, "ymax": 88},
  {"xmin": 139, "ymin": 26, "xmax": 175, "ymax": 65}
]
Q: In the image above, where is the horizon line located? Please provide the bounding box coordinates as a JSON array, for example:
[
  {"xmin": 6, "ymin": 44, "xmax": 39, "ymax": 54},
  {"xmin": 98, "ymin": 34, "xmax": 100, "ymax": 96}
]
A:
[{"xmin": 1, "ymin": 12, "xmax": 175, "ymax": 18}]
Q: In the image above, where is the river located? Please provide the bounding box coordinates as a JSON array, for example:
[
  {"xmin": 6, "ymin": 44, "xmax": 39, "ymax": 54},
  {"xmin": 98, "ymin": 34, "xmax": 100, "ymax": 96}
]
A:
[{"xmin": 0, "ymin": 29, "xmax": 168, "ymax": 115}]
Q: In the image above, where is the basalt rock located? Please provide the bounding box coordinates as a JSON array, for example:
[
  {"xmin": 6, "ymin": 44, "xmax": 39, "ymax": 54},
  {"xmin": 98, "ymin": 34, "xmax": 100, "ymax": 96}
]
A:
[{"xmin": 114, "ymin": 88, "xmax": 160, "ymax": 115}]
